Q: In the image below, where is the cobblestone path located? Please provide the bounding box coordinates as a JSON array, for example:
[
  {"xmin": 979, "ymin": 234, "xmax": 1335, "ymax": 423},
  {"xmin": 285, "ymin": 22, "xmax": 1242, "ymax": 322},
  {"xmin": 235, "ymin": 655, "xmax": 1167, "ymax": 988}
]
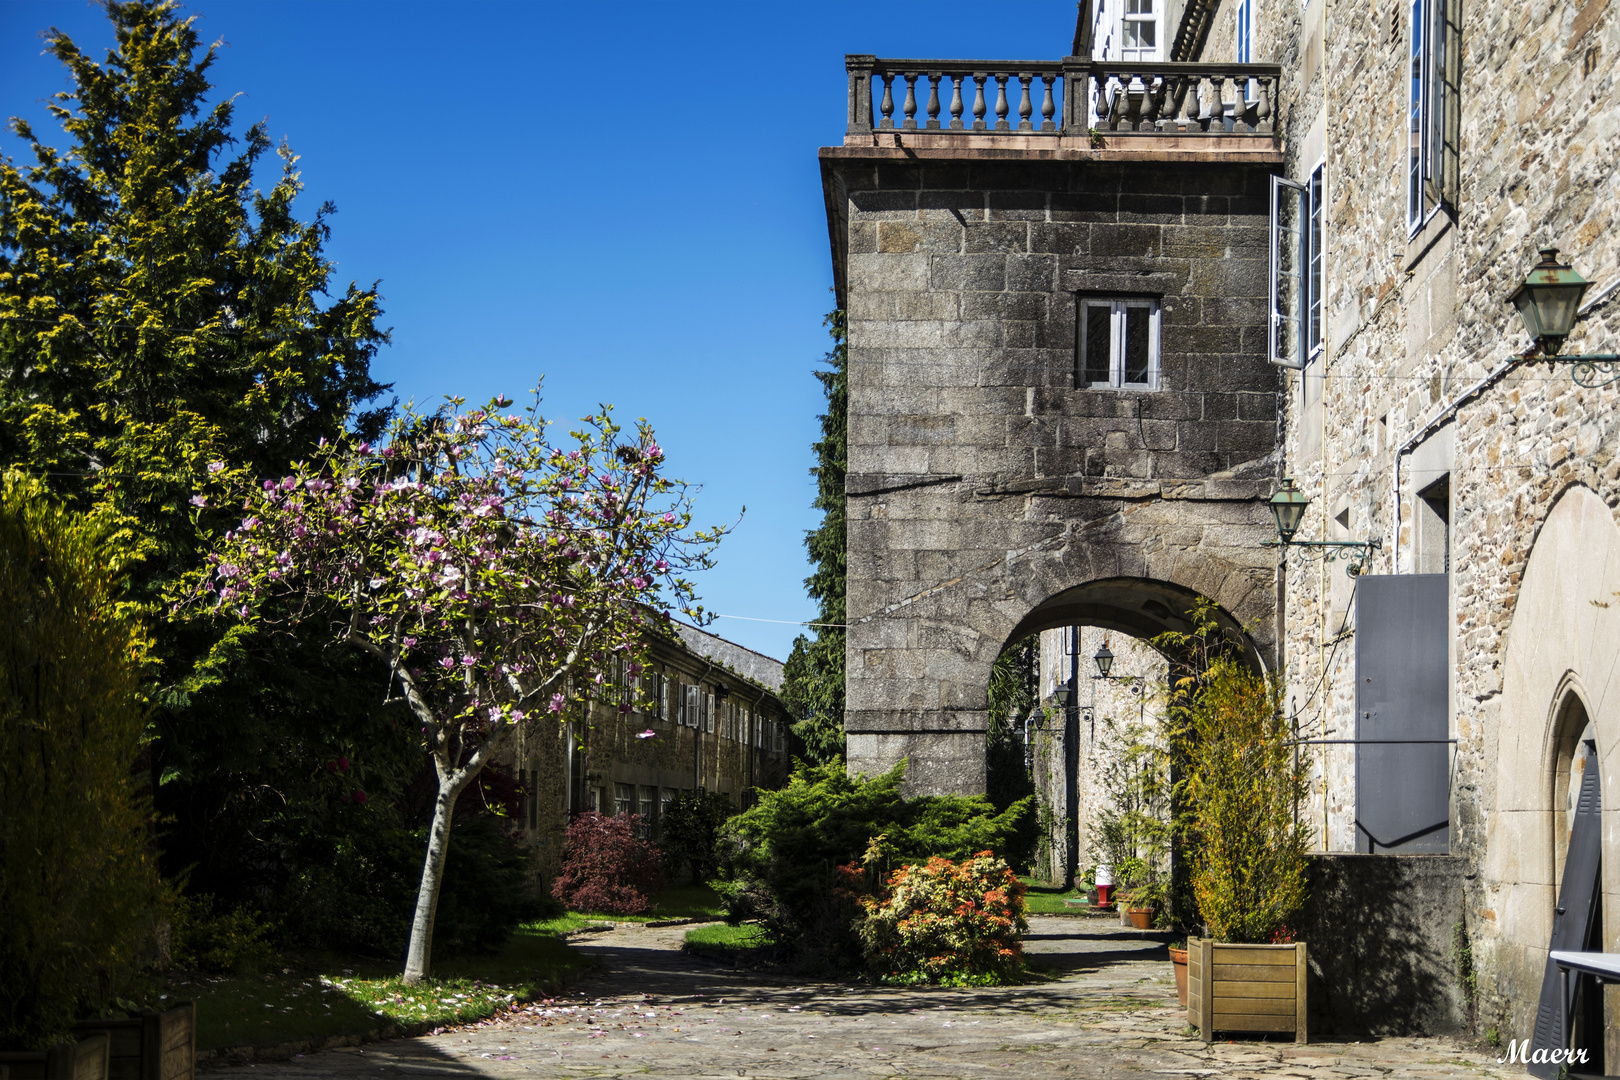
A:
[{"xmin": 214, "ymin": 918, "xmax": 1520, "ymax": 1079}]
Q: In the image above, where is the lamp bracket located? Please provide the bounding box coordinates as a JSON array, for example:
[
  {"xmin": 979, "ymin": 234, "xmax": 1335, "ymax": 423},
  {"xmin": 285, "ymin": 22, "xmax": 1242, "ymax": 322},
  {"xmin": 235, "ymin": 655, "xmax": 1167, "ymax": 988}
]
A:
[
  {"xmin": 1532, "ymin": 353, "xmax": 1620, "ymax": 388},
  {"xmin": 1262, "ymin": 537, "xmax": 1382, "ymax": 578}
]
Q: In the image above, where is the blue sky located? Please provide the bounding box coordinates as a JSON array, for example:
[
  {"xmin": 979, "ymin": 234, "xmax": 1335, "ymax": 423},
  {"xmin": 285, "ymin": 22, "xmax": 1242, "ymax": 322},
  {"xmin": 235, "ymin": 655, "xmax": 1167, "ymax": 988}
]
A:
[{"xmin": 2, "ymin": 0, "xmax": 1078, "ymax": 660}]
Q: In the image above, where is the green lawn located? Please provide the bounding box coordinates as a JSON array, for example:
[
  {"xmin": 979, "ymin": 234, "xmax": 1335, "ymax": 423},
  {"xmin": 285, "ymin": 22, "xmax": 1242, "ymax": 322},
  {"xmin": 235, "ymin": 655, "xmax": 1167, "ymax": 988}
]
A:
[
  {"xmin": 529, "ymin": 881, "xmax": 726, "ymax": 935},
  {"xmin": 680, "ymin": 923, "xmax": 767, "ymax": 961},
  {"xmin": 176, "ymin": 884, "xmax": 725, "ymax": 1053},
  {"xmin": 1019, "ymin": 876, "xmax": 1103, "ymax": 916},
  {"xmin": 174, "ymin": 922, "xmax": 593, "ymax": 1052}
]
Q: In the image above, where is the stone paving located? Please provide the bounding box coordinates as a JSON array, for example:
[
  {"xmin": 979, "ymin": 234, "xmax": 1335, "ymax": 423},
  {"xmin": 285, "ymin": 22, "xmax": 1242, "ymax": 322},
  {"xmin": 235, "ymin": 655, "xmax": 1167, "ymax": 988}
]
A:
[{"xmin": 211, "ymin": 918, "xmax": 1524, "ymax": 1079}]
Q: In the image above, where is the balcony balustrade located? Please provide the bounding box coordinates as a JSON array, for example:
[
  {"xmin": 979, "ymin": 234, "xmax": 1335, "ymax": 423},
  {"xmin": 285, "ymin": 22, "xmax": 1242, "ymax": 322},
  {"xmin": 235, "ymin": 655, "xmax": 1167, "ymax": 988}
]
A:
[{"xmin": 844, "ymin": 55, "xmax": 1281, "ymax": 148}]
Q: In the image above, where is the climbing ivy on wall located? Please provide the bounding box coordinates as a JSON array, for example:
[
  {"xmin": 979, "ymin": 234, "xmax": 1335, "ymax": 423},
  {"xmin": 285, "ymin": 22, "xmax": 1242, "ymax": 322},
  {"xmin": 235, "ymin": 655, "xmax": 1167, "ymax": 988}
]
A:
[{"xmin": 782, "ymin": 310, "xmax": 847, "ymax": 764}]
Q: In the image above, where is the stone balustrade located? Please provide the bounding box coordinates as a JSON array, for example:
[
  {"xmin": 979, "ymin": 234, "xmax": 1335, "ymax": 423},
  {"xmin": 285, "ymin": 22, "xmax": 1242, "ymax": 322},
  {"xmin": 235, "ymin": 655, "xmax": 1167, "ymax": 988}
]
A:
[{"xmin": 844, "ymin": 55, "xmax": 1281, "ymax": 143}]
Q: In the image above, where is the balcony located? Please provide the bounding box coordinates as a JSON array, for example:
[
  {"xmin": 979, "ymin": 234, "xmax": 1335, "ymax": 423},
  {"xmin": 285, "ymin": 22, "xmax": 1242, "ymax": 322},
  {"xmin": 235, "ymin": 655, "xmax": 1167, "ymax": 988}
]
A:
[{"xmin": 841, "ymin": 55, "xmax": 1282, "ymax": 160}]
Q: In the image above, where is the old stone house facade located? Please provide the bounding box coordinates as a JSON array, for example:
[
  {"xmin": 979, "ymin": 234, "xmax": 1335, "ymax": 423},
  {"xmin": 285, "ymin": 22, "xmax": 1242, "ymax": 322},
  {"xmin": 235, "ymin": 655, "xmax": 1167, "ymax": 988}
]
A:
[
  {"xmin": 510, "ymin": 620, "xmax": 791, "ymax": 885},
  {"xmin": 1251, "ymin": 0, "xmax": 1620, "ymax": 1060},
  {"xmin": 826, "ymin": 0, "xmax": 1619, "ymax": 1057}
]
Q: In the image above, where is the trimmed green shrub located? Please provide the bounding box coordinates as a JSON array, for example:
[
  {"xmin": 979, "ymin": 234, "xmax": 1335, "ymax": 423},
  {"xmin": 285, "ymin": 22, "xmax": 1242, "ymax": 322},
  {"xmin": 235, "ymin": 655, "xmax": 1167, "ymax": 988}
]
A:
[
  {"xmin": 855, "ymin": 851, "xmax": 1028, "ymax": 985},
  {"xmin": 0, "ymin": 473, "xmax": 169, "ymax": 1049},
  {"xmin": 658, "ymin": 790, "xmax": 734, "ymax": 883},
  {"xmin": 716, "ymin": 761, "xmax": 1028, "ymax": 969},
  {"xmin": 169, "ymin": 895, "xmax": 276, "ymax": 973}
]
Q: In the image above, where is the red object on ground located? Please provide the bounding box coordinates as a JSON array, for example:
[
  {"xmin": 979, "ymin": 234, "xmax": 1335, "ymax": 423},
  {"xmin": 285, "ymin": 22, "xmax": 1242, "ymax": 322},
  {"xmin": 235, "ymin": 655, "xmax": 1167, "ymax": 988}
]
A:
[{"xmin": 1096, "ymin": 884, "xmax": 1114, "ymax": 906}]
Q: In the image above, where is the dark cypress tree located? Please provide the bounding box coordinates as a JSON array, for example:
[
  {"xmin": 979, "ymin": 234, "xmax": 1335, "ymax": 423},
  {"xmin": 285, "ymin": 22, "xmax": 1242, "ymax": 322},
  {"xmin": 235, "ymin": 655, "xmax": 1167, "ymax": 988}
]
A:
[{"xmin": 781, "ymin": 310, "xmax": 847, "ymax": 764}]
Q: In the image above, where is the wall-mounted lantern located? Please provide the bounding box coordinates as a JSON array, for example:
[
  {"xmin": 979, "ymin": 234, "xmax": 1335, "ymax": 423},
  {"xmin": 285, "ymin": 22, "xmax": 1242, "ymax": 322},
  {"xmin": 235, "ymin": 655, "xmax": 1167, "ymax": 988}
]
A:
[
  {"xmin": 1507, "ymin": 247, "xmax": 1618, "ymax": 386},
  {"xmin": 1265, "ymin": 477, "xmax": 1381, "ymax": 577},
  {"xmin": 1093, "ymin": 643, "xmax": 1114, "ymax": 678}
]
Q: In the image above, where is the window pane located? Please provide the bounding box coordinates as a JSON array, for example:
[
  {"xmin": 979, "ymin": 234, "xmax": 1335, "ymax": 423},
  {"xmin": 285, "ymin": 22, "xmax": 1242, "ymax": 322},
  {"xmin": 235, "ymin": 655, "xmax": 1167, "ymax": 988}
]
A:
[
  {"xmin": 1084, "ymin": 304, "xmax": 1112, "ymax": 384},
  {"xmin": 1127, "ymin": 0, "xmax": 1154, "ymax": 14},
  {"xmin": 1309, "ymin": 167, "xmax": 1324, "ymax": 354},
  {"xmin": 1124, "ymin": 306, "xmax": 1152, "ymax": 384},
  {"xmin": 1408, "ymin": 0, "xmax": 1425, "ymax": 228},
  {"xmin": 1270, "ymin": 175, "xmax": 1305, "ymax": 367}
]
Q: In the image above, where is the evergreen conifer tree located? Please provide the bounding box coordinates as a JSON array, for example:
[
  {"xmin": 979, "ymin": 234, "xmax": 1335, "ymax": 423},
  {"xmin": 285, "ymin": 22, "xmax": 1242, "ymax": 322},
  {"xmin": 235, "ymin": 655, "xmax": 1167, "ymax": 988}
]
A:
[{"xmin": 781, "ymin": 310, "xmax": 847, "ymax": 763}]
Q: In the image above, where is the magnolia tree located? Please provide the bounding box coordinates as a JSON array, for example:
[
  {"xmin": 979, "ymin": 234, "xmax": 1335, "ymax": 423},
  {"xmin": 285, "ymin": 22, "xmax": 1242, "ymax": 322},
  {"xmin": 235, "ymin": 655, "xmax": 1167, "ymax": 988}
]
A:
[{"xmin": 184, "ymin": 392, "xmax": 723, "ymax": 982}]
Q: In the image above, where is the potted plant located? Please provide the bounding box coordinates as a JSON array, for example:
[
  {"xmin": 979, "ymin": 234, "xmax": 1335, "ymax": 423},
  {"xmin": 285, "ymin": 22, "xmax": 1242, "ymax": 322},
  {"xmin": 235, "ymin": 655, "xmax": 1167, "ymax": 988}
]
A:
[
  {"xmin": 1087, "ymin": 716, "xmax": 1173, "ymax": 931},
  {"xmin": 1157, "ymin": 602, "xmax": 1313, "ymax": 1043},
  {"xmin": 1168, "ymin": 939, "xmax": 1190, "ymax": 1007}
]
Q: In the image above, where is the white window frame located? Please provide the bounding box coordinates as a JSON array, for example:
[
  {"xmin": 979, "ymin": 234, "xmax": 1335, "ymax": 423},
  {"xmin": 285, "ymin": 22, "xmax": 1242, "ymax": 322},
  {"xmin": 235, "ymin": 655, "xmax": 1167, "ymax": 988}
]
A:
[
  {"xmin": 1236, "ymin": 0, "xmax": 1258, "ymax": 100},
  {"xmin": 1269, "ymin": 166, "xmax": 1325, "ymax": 368},
  {"xmin": 1077, "ymin": 298, "xmax": 1162, "ymax": 390},
  {"xmin": 1407, "ymin": 0, "xmax": 1452, "ymax": 234},
  {"xmin": 1307, "ymin": 161, "xmax": 1324, "ymax": 359},
  {"xmin": 1120, "ymin": 0, "xmax": 1161, "ymax": 62}
]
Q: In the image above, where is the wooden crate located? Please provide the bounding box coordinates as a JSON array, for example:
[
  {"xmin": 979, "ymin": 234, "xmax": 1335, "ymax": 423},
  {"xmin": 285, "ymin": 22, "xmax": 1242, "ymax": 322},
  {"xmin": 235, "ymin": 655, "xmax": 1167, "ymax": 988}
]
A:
[
  {"xmin": 1186, "ymin": 939, "xmax": 1307, "ymax": 1043},
  {"xmin": 0, "ymin": 1033, "xmax": 110, "ymax": 1080},
  {"xmin": 69, "ymin": 1003, "xmax": 193, "ymax": 1080}
]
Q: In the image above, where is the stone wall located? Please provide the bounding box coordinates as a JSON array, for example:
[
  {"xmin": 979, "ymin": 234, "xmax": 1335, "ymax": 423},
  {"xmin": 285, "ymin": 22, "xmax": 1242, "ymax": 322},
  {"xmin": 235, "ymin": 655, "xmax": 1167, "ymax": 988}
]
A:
[
  {"xmin": 826, "ymin": 149, "xmax": 1285, "ymax": 796},
  {"xmin": 1031, "ymin": 627, "xmax": 1168, "ymax": 883},
  {"xmin": 1298, "ymin": 854, "xmax": 1470, "ymax": 1035},
  {"xmin": 1251, "ymin": 0, "xmax": 1620, "ymax": 1057}
]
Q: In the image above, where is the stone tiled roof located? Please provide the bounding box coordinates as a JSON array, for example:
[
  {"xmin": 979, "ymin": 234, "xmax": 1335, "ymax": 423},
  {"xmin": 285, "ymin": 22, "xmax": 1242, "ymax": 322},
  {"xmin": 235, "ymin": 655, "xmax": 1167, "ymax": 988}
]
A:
[{"xmin": 670, "ymin": 621, "xmax": 786, "ymax": 694}]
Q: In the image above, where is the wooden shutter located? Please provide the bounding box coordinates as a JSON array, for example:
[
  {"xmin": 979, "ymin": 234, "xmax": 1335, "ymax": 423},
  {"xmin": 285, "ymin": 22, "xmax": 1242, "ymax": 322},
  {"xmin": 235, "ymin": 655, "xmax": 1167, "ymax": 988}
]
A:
[{"xmin": 1527, "ymin": 754, "xmax": 1602, "ymax": 1075}]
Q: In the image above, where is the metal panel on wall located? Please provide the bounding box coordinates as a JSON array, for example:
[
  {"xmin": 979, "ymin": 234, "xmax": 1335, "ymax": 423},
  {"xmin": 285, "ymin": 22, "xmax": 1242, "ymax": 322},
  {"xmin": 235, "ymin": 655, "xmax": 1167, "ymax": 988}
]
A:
[{"xmin": 1354, "ymin": 574, "xmax": 1450, "ymax": 853}]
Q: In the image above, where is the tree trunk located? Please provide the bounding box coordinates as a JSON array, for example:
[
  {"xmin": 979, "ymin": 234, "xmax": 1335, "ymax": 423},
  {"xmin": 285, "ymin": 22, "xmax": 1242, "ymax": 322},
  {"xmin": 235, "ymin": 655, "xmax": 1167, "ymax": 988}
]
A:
[{"xmin": 402, "ymin": 780, "xmax": 462, "ymax": 984}]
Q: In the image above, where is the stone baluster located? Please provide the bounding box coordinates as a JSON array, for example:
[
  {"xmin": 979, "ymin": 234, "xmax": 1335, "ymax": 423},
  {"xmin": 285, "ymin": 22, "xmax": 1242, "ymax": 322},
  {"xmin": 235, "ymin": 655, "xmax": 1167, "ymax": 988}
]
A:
[
  {"xmin": 949, "ymin": 74, "xmax": 965, "ymax": 130},
  {"xmin": 925, "ymin": 73, "xmax": 942, "ymax": 130},
  {"xmin": 878, "ymin": 73, "xmax": 896, "ymax": 130},
  {"xmin": 994, "ymin": 74, "xmax": 1011, "ymax": 130},
  {"xmin": 1208, "ymin": 75, "xmax": 1226, "ymax": 132},
  {"xmin": 1093, "ymin": 75, "xmax": 1110, "ymax": 130},
  {"xmin": 1176, "ymin": 74, "xmax": 1200, "ymax": 133},
  {"xmin": 972, "ymin": 73, "xmax": 988, "ymax": 130},
  {"xmin": 1017, "ymin": 74, "xmax": 1035, "ymax": 131},
  {"xmin": 901, "ymin": 72, "xmax": 919, "ymax": 131},
  {"xmin": 1146, "ymin": 76, "xmax": 1168, "ymax": 129},
  {"xmin": 1041, "ymin": 74, "xmax": 1058, "ymax": 131},
  {"xmin": 1125, "ymin": 76, "xmax": 1145, "ymax": 131},
  {"xmin": 1256, "ymin": 75, "xmax": 1274, "ymax": 133}
]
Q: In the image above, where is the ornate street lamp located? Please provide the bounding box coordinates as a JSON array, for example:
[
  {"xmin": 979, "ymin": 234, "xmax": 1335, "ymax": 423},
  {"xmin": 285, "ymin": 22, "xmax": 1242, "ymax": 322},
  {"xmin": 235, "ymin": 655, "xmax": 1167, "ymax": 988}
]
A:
[
  {"xmin": 1507, "ymin": 247, "xmax": 1619, "ymax": 386},
  {"xmin": 1269, "ymin": 478, "xmax": 1310, "ymax": 542},
  {"xmin": 1263, "ymin": 477, "xmax": 1381, "ymax": 577},
  {"xmin": 1093, "ymin": 643, "xmax": 1114, "ymax": 678}
]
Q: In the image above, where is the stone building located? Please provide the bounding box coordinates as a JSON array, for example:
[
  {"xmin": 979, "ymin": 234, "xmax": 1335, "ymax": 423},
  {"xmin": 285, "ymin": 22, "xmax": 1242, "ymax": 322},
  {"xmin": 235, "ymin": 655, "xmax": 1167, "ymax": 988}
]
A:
[
  {"xmin": 1028, "ymin": 627, "xmax": 1167, "ymax": 885},
  {"xmin": 824, "ymin": 0, "xmax": 1620, "ymax": 1056},
  {"xmin": 510, "ymin": 620, "xmax": 792, "ymax": 885}
]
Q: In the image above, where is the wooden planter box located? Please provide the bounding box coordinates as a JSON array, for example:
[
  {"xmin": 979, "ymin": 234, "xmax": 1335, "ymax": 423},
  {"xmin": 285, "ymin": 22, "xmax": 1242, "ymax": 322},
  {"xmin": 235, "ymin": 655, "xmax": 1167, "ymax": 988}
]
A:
[
  {"xmin": 0, "ymin": 1033, "xmax": 110, "ymax": 1080},
  {"xmin": 70, "ymin": 1004, "xmax": 194, "ymax": 1080},
  {"xmin": 1186, "ymin": 939, "xmax": 1307, "ymax": 1043}
]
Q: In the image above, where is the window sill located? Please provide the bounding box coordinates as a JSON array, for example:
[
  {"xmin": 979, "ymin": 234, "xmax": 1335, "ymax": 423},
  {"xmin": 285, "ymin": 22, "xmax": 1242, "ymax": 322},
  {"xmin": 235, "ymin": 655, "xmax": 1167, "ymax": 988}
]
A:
[{"xmin": 1404, "ymin": 206, "xmax": 1454, "ymax": 274}]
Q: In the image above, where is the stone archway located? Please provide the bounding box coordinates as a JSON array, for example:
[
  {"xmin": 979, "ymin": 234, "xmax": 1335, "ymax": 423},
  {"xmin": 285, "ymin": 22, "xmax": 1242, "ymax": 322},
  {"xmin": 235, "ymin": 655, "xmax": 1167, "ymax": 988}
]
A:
[
  {"xmin": 1494, "ymin": 484, "xmax": 1620, "ymax": 1062},
  {"xmin": 844, "ymin": 488, "xmax": 1278, "ymax": 797}
]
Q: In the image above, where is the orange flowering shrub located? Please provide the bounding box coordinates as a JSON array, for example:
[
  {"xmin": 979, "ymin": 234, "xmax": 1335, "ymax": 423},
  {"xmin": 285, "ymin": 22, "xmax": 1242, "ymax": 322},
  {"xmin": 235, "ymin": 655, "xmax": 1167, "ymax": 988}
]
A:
[{"xmin": 854, "ymin": 851, "xmax": 1027, "ymax": 985}]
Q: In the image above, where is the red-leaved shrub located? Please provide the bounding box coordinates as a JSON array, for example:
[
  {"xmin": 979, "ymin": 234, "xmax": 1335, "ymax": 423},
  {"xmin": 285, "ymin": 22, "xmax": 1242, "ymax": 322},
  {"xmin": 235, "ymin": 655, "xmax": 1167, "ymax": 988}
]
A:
[{"xmin": 551, "ymin": 812, "xmax": 665, "ymax": 915}]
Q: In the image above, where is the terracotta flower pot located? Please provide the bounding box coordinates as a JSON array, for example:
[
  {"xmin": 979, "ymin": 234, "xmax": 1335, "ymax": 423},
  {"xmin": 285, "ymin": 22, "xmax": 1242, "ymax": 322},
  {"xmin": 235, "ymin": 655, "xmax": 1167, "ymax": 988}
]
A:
[
  {"xmin": 1127, "ymin": 906, "xmax": 1154, "ymax": 929},
  {"xmin": 1169, "ymin": 945, "xmax": 1189, "ymax": 1007}
]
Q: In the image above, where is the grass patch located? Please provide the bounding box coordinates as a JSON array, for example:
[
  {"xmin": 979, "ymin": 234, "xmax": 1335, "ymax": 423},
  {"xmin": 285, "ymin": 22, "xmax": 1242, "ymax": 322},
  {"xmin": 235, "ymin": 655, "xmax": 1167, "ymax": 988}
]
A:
[
  {"xmin": 166, "ymin": 883, "xmax": 724, "ymax": 1054},
  {"xmin": 531, "ymin": 882, "xmax": 725, "ymax": 933},
  {"xmin": 172, "ymin": 924, "xmax": 593, "ymax": 1053},
  {"xmin": 681, "ymin": 923, "xmax": 767, "ymax": 961},
  {"xmin": 1019, "ymin": 876, "xmax": 1099, "ymax": 916}
]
